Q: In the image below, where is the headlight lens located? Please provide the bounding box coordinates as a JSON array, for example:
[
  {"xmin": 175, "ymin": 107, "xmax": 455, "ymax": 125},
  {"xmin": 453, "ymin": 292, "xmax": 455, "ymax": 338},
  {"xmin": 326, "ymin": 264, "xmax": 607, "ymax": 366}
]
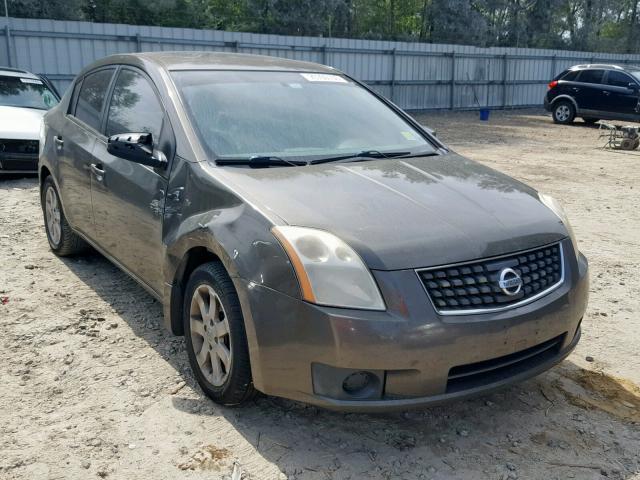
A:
[
  {"xmin": 272, "ymin": 226, "xmax": 385, "ymax": 311},
  {"xmin": 538, "ymin": 193, "xmax": 579, "ymax": 256}
]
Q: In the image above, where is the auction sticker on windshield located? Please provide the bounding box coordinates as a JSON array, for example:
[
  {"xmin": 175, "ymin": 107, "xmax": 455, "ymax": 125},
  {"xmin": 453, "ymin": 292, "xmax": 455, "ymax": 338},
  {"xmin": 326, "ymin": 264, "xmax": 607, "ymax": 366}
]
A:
[
  {"xmin": 20, "ymin": 78, "xmax": 43, "ymax": 85},
  {"xmin": 300, "ymin": 73, "xmax": 348, "ymax": 83}
]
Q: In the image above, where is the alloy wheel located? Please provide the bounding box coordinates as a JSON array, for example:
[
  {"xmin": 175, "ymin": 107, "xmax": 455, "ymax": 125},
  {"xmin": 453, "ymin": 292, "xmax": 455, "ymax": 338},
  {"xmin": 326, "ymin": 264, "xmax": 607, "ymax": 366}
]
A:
[
  {"xmin": 189, "ymin": 285, "xmax": 232, "ymax": 387},
  {"xmin": 555, "ymin": 105, "xmax": 570, "ymax": 122},
  {"xmin": 45, "ymin": 186, "xmax": 62, "ymax": 246}
]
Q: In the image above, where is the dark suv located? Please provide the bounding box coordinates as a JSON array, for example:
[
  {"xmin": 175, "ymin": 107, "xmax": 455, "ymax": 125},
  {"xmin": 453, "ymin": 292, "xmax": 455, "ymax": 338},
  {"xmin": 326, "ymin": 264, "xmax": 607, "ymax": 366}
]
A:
[{"xmin": 544, "ymin": 64, "xmax": 640, "ymax": 124}]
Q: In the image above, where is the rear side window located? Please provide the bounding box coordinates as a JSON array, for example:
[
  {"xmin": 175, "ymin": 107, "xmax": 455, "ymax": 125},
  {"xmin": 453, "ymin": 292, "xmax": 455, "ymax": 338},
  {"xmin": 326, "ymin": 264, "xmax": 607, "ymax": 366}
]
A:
[
  {"xmin": 75, "ymin": 69, "xmax": 114, "ymax": 131},
  {"xmin": 607, "ymin": 70, "xmax": 634, "ymax": 87},
  {"xmin": 561, "ymin": 70, "xmax": 579, "ymax": 81},
  {"xmin": 105, "ymin": 69, "xmax": 164, "ymax": 140},
  {"xmin": 577, "ymin": 69, "xmax": 604, "ymax": 84}
]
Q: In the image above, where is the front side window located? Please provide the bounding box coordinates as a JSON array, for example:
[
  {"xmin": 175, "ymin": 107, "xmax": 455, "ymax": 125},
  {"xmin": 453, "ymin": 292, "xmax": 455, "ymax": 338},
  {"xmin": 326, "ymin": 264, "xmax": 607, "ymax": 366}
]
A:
[
  {"xmin": 607, "ymin": 70, "xmax": 634, "ymax": 88},
  {"xmin": 106, "ymin": 69, "xmax": 163, "ymax": 139},
  {"xmin": 172, "ymin": 70, "xmax": 435, "ymax": 161},
  {"xmin": 0, "ymin": 75, "xmax": 58, "ymax": 110},
  {"xmin": 75, "ymin": 69, "xmax": 115, "ymax": 131},
  {"xmin": 578, "ymin": 69, "xmax": 605, "ymax": 84}
]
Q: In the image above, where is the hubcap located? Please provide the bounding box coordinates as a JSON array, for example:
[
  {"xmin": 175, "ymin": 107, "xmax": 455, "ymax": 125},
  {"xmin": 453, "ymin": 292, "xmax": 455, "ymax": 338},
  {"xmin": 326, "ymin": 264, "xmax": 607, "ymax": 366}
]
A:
[
  {"xmin": 189, "ymin": 285, "xmax": 232, "ymax": 387},
  {"xmin": 45, "ymin": 186, "xmax": 62, "ymax": 246},
  {"xmin": 556, "ymin": 105, "xmax": 570, "ymax": 121}
]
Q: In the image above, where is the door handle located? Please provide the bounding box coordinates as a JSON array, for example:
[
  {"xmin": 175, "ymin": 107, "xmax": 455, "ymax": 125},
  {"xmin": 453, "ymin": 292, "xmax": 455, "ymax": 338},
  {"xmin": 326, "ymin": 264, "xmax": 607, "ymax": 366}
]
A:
[
  {"xmin": 166, "ymin": 187, "xmax": 184, "ymax": 202},
  {"xmin": 603, "ymin": 91, "xmax": 611, "ymax": 96},
  {"xmin": 90, "ymin": 163, "xmax": 105, "ymax": 182},
  {"xmin": 571, "ymin": 87, "xmax": 580, "ymax": 92},
  {"xmin": 53, "ymin": 136, "xmax": 64, "ymax": 148}
]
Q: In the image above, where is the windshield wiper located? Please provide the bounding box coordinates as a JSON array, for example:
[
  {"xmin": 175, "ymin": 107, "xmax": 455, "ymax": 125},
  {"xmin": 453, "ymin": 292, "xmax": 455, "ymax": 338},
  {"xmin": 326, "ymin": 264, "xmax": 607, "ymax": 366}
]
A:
[
  {"xmin": 308, "ymin": 150, "xmax": 412, "ymax": 165},
  {"xmin": 394, "ymin": 150, "xmax": 441, "ymax": 159},
  {"xmin": 216, "ymin": 156, "xmax": 307, "ymax": 168}
]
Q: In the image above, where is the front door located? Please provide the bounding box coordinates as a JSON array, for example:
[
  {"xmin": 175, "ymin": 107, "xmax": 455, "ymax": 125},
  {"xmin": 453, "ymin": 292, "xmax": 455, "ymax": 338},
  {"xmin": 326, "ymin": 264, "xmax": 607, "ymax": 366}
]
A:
[
  {"xmin": 604, "ymin": 70, "xmax": 640, "ymax": 118},
  {"xmin": 90, "ymin": 67, "xmax": 171, "ymax": 295},
  {"xmin": 57, "ymin": 68, "xmax": 115, "ymax": 239}
]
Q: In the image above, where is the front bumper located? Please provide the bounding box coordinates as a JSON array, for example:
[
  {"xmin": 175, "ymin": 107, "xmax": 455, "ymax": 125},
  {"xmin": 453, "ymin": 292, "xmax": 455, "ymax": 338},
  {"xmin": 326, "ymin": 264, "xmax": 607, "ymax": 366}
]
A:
[
  {"xmin": 237, "ymin": 238, "xmax": 588, "ymax": 412},
  {"xmin": 0, "ymin": 153, "xmax": 38, "ymax": 174}
]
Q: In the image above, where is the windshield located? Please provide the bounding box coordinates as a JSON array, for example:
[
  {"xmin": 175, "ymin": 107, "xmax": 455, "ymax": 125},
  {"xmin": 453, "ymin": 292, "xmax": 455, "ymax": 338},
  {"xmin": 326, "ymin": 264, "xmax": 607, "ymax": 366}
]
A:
[
  {"xmin": 630, "ymin": 71, "xmax": 640, "ymax": 83},
  {"xmin": 172, "ymin": 70, "xmax": 435, "ymax": 161},
  {"xmin": 0, "ymin": 75, "xmax": 59, "ymax": 110}
]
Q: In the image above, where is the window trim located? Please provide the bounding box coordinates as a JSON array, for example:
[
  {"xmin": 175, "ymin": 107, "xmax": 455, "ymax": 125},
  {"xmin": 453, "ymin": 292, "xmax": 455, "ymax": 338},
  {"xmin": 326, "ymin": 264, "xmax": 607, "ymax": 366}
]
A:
[{"xmin": 67, "ymin": 66, "xmax": 117, "ymax": 138}]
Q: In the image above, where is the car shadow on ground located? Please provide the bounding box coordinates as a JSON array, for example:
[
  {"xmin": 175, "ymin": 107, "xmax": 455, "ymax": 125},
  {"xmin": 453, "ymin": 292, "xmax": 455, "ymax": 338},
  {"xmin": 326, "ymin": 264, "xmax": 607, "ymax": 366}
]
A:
[{"xmin": 60, "ymin": 247, "xmax": 640, "ymax": 480}]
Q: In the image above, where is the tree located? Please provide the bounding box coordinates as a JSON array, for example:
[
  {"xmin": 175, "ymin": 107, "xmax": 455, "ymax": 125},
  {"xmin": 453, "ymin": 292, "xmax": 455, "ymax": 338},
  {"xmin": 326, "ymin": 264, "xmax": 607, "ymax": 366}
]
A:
[{"xmin": 6, "ymin": 0, "xmax": 640, "ymax": 53}]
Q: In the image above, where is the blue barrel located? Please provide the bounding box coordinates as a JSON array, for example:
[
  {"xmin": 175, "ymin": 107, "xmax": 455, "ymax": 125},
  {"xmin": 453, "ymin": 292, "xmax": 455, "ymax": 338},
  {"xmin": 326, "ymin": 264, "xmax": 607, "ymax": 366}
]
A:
[{"xmin": 479, "ymin": 108, "xmax": 490, "ymax": 121}]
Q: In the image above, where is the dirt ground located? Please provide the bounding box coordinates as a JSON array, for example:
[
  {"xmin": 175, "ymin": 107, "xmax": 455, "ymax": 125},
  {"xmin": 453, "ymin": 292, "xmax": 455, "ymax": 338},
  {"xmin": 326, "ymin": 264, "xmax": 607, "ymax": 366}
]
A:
[{"xmin": 1, "ymin": 109, "xmax": 639, "ymax": 480}]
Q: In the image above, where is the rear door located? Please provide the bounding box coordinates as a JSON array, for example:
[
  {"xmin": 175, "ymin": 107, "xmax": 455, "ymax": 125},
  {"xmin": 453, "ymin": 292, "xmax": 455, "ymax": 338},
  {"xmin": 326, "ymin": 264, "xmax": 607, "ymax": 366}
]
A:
[
  {"xmin": 90, "ymin": 67, "xmax": 172, "ymax": 295},
  {"xmin": 603, "ymin": 70, "xmax": 640, "ymax": 117},
  {"xmin": 574, "ymin": 69, "xmax": 606, "ymax": 112},
  {"xmin": 57, "ymin": 68, "xmax": 115, "ymax": 239}
]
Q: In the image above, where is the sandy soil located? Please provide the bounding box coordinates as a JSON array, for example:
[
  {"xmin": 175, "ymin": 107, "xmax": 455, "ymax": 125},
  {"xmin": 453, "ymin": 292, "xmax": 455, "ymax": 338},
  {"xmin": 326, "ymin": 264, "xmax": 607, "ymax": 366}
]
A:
[{"xmin": 1, "ymin": 109, "xmax": 639, "ymax": 480}]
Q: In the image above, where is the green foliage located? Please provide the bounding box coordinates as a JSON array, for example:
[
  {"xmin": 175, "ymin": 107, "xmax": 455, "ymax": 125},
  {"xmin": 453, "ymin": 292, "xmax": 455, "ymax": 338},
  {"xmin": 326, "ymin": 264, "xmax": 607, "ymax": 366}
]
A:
[{"xmin": 5, "ymin": 0, "xmax": 640, "ymax": 52}]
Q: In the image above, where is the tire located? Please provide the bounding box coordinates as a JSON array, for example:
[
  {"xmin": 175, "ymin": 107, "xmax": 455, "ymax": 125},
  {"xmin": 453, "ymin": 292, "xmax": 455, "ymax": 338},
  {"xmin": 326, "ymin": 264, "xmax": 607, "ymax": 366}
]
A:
[
  {"xmin": 41, "ymin": 176, "xmax": 86, "ymax": 256},
  {"xmin": 552, "ymin": 100, "xmax": 575, "ymax": 124},
  {"xmin": 582, "ymin": 117, "xmax": 599, "ymax": 124},
  {"xmin": 183, "ymin": 262, "xmax": 256, "ymax": 406}
]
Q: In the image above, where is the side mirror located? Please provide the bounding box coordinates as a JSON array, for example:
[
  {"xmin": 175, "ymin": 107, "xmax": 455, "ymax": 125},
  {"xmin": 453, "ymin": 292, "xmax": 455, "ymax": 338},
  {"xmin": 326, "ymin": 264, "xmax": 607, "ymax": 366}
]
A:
[
  {"xmin": 107, "ymin": 133, "xmax": 167, "ymax": 169},
  {"xmin": 628, "ymin": 82, "xmax": 639, "ymax": 91}
]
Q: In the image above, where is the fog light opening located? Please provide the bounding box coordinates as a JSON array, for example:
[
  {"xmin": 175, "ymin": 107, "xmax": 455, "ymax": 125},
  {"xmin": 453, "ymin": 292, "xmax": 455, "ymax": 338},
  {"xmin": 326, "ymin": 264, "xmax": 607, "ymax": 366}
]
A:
[{"xmin": 342, "ymin": 371, "xmax": 378, "ymax": 397}]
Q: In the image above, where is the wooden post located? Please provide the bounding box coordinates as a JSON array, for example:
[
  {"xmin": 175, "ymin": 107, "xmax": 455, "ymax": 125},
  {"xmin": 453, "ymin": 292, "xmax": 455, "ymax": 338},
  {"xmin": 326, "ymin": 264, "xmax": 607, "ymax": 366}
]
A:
[
  {"xmin": 502, "ymin": 54, "xmax": 508, "ymax": 108},
  {"xmin": 390, "ymin": 48, "xmax": 397, "ymax": 102},
  {"xmin": 5, "ymin": 24, "xmax": 12, "ymax": 67},
  {"xmin": 450, "ymin": 51, "xmax": 456, "ymax": 110}
]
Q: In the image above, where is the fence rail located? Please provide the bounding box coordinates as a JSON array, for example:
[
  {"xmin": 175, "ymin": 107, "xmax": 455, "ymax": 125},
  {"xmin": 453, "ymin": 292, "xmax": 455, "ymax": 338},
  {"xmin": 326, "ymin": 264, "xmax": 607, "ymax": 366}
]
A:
[{"xmin": 2, "ymin": 17, "xmax": 640, "ymax": 111}]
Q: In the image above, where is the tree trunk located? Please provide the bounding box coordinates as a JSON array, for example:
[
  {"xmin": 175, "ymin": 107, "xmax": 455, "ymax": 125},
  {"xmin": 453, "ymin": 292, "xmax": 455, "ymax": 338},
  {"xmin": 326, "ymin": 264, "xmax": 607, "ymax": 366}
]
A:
[{"xmin": 628, "ymin": 0, "xmax": 639, "ymax": 53}]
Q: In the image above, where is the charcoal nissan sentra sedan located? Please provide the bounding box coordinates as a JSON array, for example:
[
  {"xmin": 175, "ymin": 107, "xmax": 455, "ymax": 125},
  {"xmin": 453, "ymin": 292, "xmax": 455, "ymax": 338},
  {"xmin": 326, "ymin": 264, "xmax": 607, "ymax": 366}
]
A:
[{"xmin": 39, "ymin": 52, "xmax": 589, "ymax": 411}]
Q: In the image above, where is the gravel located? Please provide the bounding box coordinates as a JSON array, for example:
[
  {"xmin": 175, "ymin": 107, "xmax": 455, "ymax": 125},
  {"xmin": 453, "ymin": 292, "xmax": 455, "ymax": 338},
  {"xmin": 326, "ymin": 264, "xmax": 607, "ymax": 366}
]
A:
[{"xmin": 1, "ymin": 109, "xmax": 639, "ymax": 479}]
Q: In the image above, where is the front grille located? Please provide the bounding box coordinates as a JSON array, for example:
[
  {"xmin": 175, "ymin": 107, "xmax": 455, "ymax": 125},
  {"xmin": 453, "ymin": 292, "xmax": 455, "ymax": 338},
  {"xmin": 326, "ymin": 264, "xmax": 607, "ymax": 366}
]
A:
[
  {"xmin": 446, "ymin": 333, "xmax": 565, "ymax": 393},
  {"xmin": 0, "ymin": 139, "xmax": 39, "ymax": 155},
  {"xmin": 417, "ymin": 243, "xmax": 564, "ymax": 315}
]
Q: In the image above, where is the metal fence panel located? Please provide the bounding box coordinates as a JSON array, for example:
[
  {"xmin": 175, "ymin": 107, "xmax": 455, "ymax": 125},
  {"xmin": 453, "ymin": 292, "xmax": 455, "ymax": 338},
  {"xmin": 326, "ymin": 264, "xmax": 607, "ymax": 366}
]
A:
[{"xmin": 2, "ymin": 16, "xmax": 640, "ymax": 111}]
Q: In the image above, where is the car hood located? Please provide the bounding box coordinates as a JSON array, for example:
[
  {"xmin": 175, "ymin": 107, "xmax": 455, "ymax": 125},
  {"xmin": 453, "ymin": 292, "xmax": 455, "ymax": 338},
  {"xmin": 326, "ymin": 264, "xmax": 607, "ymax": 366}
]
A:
[
  {"xmin": 216, "ymin": 153, "xmax": 568, "ymax": 270},
  {"xmin": 0, "ymin": 106, "xmax": 45, "ymax": 140}
]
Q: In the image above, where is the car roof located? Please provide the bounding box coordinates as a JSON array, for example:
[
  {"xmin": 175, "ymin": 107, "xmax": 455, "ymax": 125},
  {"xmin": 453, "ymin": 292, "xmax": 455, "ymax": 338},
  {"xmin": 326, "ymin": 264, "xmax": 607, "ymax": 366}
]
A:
[
  {"xmin": 569, "ymin": 64, "xmax": 626, "ymax": 71},
  {"xmin": 102, "ymin": 51, "xmax": 338, "ymax": 74},
  {"xmin": 0, "ymin": 67, "xmax": 40, "ymax": 79}
]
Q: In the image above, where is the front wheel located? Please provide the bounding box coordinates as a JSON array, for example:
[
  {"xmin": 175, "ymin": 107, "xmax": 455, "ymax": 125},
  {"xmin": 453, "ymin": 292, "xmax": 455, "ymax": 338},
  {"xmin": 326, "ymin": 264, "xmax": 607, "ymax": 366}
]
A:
[
  {"xmin": 183, "ymin": 262, "xmax": 256, "ymax": 406},
  {"xmin": 41, "ymin": 176, "xmax": 86, "ymax": 256},
  {"xmin": 552, "ymin": 101, "xmax": 575, "ymax": 124}
]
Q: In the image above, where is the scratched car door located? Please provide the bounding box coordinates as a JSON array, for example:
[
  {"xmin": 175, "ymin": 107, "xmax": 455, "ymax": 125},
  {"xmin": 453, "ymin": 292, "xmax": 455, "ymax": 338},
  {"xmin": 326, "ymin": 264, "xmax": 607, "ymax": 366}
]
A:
[{"xmin": 89, "ymin": 67, "xmax": 170, "ymax": 295}]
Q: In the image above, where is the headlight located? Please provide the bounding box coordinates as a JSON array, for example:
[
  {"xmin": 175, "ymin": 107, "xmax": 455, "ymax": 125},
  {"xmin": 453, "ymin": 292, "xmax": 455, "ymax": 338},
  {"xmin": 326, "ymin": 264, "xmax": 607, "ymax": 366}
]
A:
[
  {"xmin": 538, "ymin": 193, "xmax": 579, "ymax": 256},
  {"xmin": 271, "ymin": 226, "xmax": 385, "ymax": 311},
  {"xmin": 39, "ymin": 118, "xmax": 46, "ymax": 157}
]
